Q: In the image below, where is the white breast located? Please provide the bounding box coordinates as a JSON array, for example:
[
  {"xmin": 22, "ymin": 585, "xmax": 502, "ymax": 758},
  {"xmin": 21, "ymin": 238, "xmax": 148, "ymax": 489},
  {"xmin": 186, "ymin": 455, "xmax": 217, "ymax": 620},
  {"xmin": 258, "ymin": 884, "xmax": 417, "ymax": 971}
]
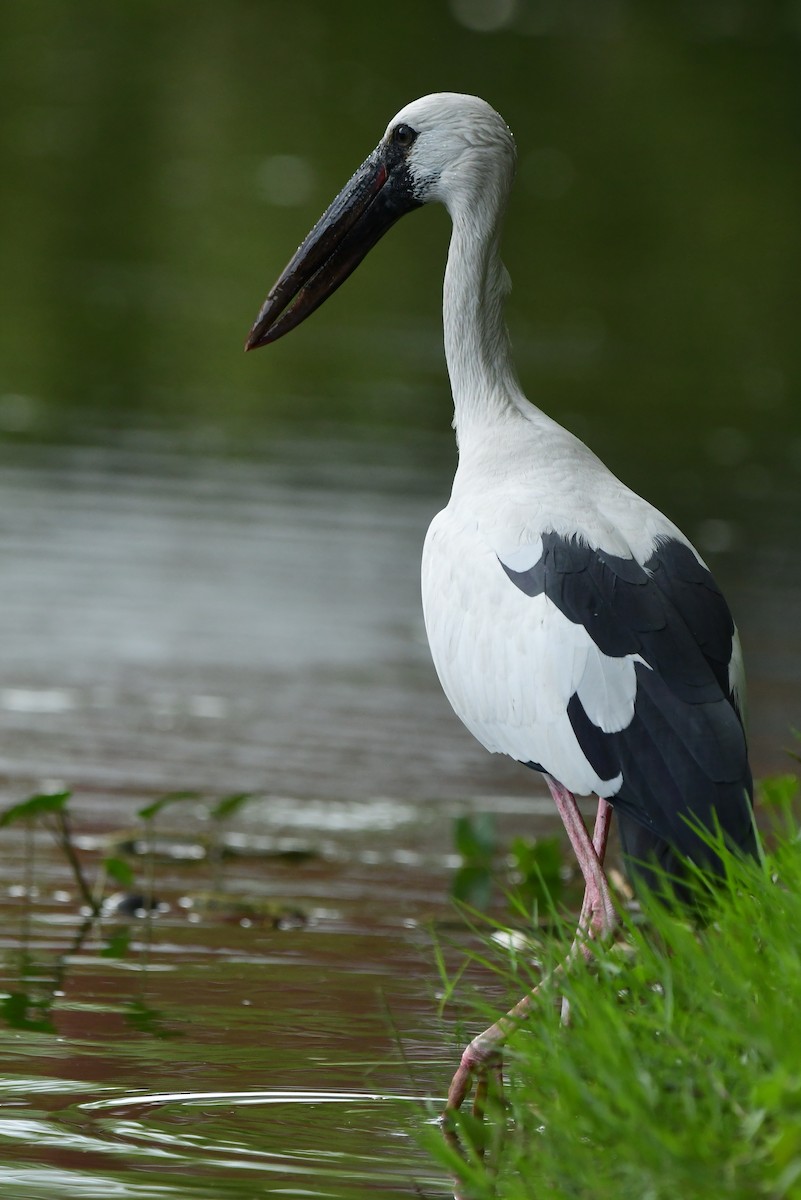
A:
[
  {"xmin": 419, "ymin": 436, "xmax": 684, "ymax": 799},
  {"xmin": 423, "ymin": 509, "xmax": 607, "ymax": 795}
]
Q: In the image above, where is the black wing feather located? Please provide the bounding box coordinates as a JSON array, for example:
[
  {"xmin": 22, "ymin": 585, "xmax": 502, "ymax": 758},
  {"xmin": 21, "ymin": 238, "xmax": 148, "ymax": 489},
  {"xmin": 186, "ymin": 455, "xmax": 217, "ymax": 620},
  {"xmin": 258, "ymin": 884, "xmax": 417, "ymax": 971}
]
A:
[{"xmin": 501, "ymin": 532, "xmax": 755, "ymax": 882}]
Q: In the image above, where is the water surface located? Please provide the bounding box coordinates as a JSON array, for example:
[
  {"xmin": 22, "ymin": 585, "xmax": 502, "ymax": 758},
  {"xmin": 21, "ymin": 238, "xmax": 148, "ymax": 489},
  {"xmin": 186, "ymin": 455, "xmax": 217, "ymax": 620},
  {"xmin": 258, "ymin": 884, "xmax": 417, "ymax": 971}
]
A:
[{"xmin": 0, "ymin": 431, "xmax": 799, "ymax": 1198}]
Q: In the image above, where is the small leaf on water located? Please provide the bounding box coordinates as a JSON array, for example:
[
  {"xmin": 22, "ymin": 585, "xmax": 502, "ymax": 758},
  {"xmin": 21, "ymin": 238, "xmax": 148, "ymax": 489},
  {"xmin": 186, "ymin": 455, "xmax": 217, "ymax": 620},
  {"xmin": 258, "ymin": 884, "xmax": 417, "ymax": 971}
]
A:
[
  {"xmin": 511, "ymin": 834, "xmax": 562, "ymax": 880},
  {"xmin": 124, "ymin": 999, "xmax": 181, "ymax": 1039},
  {"xmin": 100, "ymin": 927, "xmax": 132, "ymax": 959},
  {"xmin": 210, "ymin": 792, "xmax": 254, "ymax": 822},
  {"xmin": 0, "ymin": 991, "xmax": 55, "ymax": 1034},
  {"xmin": 509, "ymin": 834, "xmax": 564, "ymax": 908},
  {"xmin": 104, "ymin": 855, "xmax": 136, "ymax": 888},
  {"xmin": 0, "ymin": 791, "xmax": 72, "ymax": 828},
  {"xmin": 188, "ymin": 890, "xmax": 308, "ymax": 926},
  {"xmin": 454, "ymin": 812, "xmax": 495, "ymax": 865},
  {"xmin": 452, "ymin": 865, "xmax": 494, "ymax": 911},
  {"xmin": 137, "ymin": 791, "xmax": 201, "ymax": 822}
]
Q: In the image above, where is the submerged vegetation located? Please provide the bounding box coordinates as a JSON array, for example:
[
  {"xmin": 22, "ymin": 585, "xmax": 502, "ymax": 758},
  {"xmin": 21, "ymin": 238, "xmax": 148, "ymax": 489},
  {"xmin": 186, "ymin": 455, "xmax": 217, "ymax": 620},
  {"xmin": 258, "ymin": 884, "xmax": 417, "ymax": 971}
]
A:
[
  {"xmin": 0, "ymin": 787, "xmax": 285, "ymax": 920},
  {"xmin": 0, "ymin": 788, "xmax": 311, "ymax": 1041},
  {"xmin": 434, "ymin": 773, "xmax": 801, "ymax": 1199},
  {"xmin": 451, "ymin": 810, "xmax": 566, "ymax": 918},
  {"xmin": 4, "ymin": 776, "xmax": 801, "ymax": 1196}
]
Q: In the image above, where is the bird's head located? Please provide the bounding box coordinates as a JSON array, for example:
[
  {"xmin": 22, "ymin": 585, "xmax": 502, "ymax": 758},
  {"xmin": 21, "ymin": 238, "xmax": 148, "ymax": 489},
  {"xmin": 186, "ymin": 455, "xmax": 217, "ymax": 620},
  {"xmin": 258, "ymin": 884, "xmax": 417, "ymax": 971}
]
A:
[
  {"xmin": 387, "ymin": 92, "xmax": 516, "ymax": 209},
  {"xmin": 244, "ymin": 92, "xmax": 515, "ymax": 351}
]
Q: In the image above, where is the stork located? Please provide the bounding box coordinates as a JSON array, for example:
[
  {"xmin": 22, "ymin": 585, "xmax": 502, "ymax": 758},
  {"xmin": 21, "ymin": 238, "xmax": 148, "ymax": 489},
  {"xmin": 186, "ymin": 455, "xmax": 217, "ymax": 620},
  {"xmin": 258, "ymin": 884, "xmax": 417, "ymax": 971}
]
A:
[{"xmin": 245, "ymin": 93, "xmax": 756, "ymax": 1115}]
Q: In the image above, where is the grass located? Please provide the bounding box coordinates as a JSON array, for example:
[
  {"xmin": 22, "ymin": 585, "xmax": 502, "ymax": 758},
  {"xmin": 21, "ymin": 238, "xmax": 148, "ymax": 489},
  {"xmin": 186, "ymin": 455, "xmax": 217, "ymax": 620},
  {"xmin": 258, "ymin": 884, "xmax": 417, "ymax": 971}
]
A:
[{"xmin": 430, "ymin": 783, "xmax": 801, "ymax": 1200}]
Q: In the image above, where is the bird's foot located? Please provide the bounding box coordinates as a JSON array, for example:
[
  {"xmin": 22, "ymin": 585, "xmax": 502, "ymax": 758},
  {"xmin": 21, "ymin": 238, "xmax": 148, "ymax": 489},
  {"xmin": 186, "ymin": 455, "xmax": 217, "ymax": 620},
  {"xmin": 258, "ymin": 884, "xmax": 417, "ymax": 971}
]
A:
[{"xmin": 444, "ymin": 1031, "xmax": 505, "ymax": 1118}]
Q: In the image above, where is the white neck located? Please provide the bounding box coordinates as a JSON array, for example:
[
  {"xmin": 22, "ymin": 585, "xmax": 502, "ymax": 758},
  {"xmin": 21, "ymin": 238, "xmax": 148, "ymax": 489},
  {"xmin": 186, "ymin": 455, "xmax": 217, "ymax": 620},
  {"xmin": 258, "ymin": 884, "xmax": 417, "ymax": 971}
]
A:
[{"xmin": 442, "ymin": 196, "xmax": 525, "ymax": 446}]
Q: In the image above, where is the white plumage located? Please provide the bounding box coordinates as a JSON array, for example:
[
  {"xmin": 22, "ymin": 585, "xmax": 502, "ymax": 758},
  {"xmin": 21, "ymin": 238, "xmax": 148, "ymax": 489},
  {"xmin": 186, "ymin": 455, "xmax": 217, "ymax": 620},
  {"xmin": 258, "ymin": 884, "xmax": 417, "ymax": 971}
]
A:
[
  {"xmin": 245, "ymin": 91, "xmax": 756, "ymax": 1113},
  {"xmin": 422, "ymin": 443, "xmax": 672, "ymax": 796}
]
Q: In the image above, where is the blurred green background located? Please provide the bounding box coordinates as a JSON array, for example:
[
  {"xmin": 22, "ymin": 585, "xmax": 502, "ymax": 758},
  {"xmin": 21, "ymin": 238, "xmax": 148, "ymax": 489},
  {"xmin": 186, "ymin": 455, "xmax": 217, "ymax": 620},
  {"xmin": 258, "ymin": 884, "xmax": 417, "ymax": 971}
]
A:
[{"xmin": 2, "ymin": 0, "xmax": 799, "ymax": 468}]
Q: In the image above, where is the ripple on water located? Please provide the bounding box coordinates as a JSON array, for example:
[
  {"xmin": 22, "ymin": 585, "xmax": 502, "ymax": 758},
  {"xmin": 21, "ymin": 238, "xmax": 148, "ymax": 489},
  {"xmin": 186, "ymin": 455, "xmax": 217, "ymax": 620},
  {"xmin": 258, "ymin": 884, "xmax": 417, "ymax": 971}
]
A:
[{"xmin": 0, "ymin": 1081, "xmax": 448, "ymax": 1199}]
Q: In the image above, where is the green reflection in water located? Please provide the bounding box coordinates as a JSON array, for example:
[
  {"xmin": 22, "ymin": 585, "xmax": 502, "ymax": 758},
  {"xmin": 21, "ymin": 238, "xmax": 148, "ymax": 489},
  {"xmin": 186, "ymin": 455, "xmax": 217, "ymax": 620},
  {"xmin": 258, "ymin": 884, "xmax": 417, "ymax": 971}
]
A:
[{"xmin": 0, "ymin": 0, "xmax": 798, "ymax": 467}]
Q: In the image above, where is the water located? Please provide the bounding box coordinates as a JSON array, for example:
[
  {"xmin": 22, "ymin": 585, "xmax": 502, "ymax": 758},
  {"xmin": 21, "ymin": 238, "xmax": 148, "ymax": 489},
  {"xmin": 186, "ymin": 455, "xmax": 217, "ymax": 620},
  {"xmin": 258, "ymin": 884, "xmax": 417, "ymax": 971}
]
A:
[
  {"xmin": 0, "ymin": 845, "xmax": 448, "ymax": 1198},
  {"xmin": 0, "ymin": 432, "xmax": 530, "ymax": 801},
  {"xmin": 0, "ymin": 433, "xmax": 560, "ymax": 1199},
  {"xmin": 2, "ymin": 3, "xmax": 800, "ymax": 1194},
  {"xmin": 0, "ymin": 431, "xmax": 799, "ymax": 1198},
  {"xmin": 0, "ymin": 431, "xmax": 796, "ymax": 802}
]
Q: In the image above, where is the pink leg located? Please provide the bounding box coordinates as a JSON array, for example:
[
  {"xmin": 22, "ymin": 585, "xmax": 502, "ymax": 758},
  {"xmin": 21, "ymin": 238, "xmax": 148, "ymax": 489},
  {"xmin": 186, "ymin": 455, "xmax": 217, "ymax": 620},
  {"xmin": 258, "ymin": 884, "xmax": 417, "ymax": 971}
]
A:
[
  {"xmin": 547, "ymin": 781, "xmax": 615, "ymax": 942},
  {"xmin": 445, "ymin": 784, "xmax": 616, "ymax": 1116},
  {"xmin": 560, "ymin": 795, "xmax": 613, "ymax": 1024},
  {"xmin": 567, "ymin": 793, "xmax": 615, "ymax": 949}
]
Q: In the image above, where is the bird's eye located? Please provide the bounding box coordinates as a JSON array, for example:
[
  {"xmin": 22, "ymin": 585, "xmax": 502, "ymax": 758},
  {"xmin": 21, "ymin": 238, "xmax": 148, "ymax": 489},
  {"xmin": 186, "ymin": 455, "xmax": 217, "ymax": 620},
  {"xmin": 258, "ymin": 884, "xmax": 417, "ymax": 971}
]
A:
[{"xmin": 392, "ymin": 123, "xmax": 416, "ymax": 148}]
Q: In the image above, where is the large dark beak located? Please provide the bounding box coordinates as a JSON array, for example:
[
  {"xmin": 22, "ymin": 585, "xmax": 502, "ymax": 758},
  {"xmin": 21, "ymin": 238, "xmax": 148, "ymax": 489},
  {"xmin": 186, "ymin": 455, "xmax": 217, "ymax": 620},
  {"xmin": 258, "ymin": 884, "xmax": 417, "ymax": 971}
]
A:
[{"xmin": 245, "ymin": 144, "xmax": 421, "ymax": 351}]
